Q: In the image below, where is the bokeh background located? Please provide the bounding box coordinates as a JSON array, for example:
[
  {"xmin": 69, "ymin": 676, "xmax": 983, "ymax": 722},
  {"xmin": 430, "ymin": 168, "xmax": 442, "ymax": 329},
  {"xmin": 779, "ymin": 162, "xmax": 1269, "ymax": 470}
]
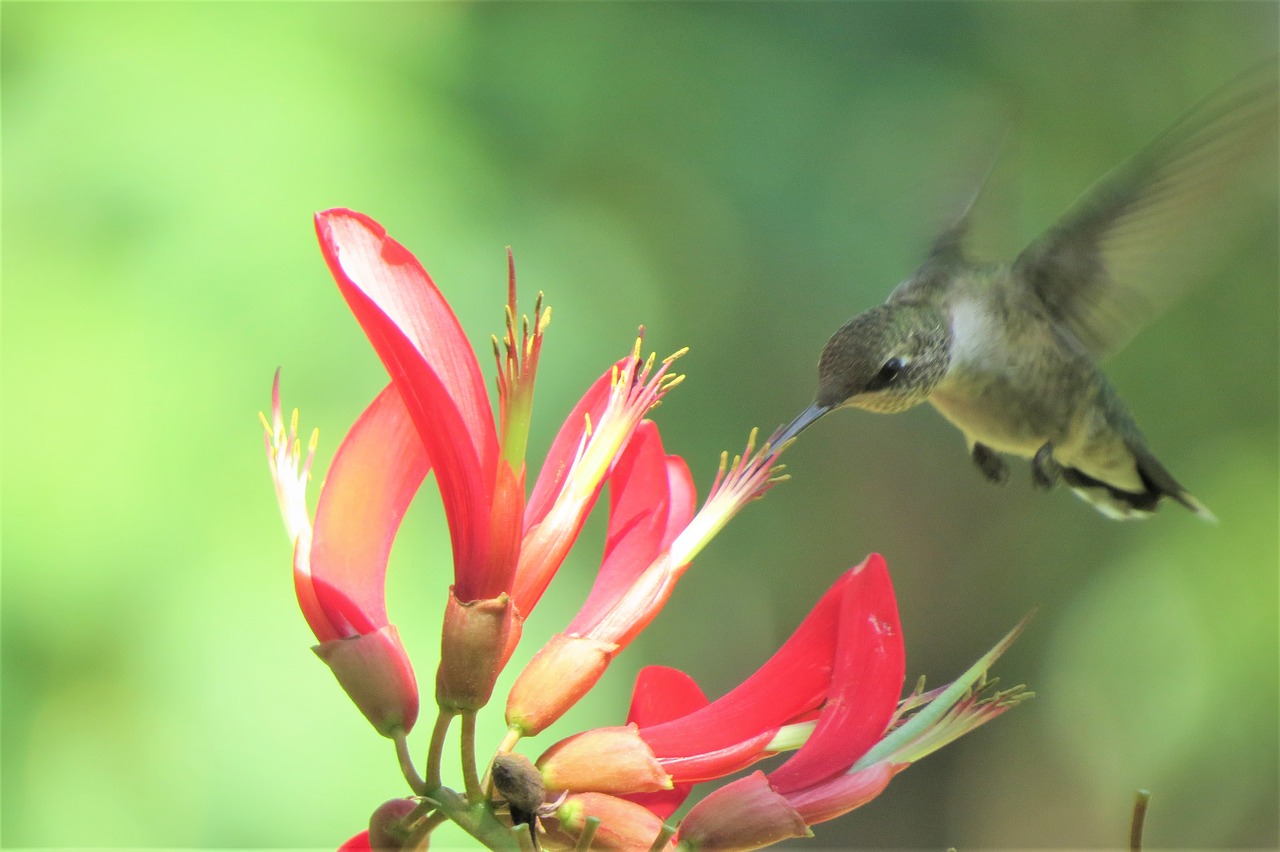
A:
[{"xmin": 4, "ymin": 4, "xmax": 1276, "ymax": 849}]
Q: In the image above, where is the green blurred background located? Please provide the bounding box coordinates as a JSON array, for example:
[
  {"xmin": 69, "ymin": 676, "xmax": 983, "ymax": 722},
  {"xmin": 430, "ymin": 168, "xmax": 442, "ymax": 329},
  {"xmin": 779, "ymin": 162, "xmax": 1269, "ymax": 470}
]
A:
[{"xmin": 3, "ymin": 3, "xmax": 1276, "ymax": 849}]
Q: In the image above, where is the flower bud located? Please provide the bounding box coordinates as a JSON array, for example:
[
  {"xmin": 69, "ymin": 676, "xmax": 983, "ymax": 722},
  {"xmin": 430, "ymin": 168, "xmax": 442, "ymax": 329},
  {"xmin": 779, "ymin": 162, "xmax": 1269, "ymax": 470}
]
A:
[
  {"xmin": 677, "ymin": 771, "xmax": 809, "ymax": 851},
  {"xmin": 368, "ymin": 797, "xmax": 421, "ymax": 850},
  {"xmin": 312, "ymin": 625, "xmax": 419, "ymax": 737},
  {"xmin": 506, "ymin": 633, "xmax": 616, "ymax": 736},
  {"xmin": 537, "ymin": 725, "xmax": 671, "ymax": 795},
  {"xmin": 554, "ymin": 793, "xmax": 671, "ymax": 851}
]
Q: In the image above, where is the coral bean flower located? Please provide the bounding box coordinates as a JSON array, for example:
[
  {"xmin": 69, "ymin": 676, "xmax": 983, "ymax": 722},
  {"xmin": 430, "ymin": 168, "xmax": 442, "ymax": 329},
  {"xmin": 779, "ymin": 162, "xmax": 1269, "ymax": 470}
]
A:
[
  {"xmin": 264, "ymin": 373, "xmax": 424, "ymax": 737},
  {"xmin": 311, "ymin": 209, "xmax": 681, "ymax": 711},
  {"xmin": 537, "ymin": 557, "xmax": 1029, "ymax": 850},
  {"xmin": 506, "ymin": 425, "xmax": 783, "ymax": 737}
]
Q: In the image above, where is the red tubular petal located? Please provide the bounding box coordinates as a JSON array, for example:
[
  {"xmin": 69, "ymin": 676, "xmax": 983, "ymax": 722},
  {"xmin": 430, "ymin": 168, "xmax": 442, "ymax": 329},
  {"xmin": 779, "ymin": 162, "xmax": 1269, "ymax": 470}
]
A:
[
  {"xmin": 309, "ymin": 384, "xmax": 430, "ymax": 637},
  {"xmin": 637, "ymin": 571, "xmax": 857, "ymax": 782},
  {"xmin": 315, "ymin": 210, "xmax": 499, "ymax": 599},
  {"xmin": 623, "ymin": 667, "xmax": 709, "ymax": 818},
  {"xmin": 767, "ymin": 554, "xmax": 905, "ymax": 794},
  {"xmin": 567, "ymin": 422, "xmax": 690, "ymax": 636}
]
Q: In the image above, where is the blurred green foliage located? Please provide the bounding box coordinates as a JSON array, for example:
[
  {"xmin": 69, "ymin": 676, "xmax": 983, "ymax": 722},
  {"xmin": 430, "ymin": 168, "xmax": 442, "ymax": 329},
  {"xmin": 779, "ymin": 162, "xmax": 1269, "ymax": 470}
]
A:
[{"xmin": 3, "ymin": 3, "xmax": 1275, "ymax": 849}]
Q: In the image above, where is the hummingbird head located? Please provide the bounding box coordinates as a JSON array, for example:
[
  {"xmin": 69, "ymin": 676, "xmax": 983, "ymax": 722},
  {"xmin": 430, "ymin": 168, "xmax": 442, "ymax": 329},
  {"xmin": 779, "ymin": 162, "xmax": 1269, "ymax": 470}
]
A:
[
  {"xmin": 815, "ymin": 303, "xmax": 952, "ymax": 413},
  {"xmin": 772, "ymin": 302, "xmax": 952, "ymax": 445}
]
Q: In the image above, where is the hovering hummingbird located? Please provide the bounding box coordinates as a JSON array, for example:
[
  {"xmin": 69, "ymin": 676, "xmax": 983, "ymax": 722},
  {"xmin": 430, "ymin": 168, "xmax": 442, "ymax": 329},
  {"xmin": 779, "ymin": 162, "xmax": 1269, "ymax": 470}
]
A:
[{"xmin": 776, "ymin": 65, "xmax": 1277, "ymax": 519}]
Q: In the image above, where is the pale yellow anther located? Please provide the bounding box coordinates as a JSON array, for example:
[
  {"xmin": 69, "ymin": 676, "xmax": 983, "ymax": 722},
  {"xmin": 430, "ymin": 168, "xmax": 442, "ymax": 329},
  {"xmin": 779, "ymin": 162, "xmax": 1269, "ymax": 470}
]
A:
[
  {"xmin": 258, "ymin": 411, "xmax": 272, "ymax": 434},
  {"xmin": 664, "ymin": 346, "xmax": 690, "ymax": 364},
  {"xmin": 538, "ymin": 305, "xmax": 552, "ymax": 333},
  {"xmin": 289, "ymin": 408, "xmax": 299, "ymax": 436},
  {"xmin": 582, "ymin": 411, "xmax": 593, "ymax": 438},
  {"xmin": 630, "ymin": 336, "xmax": 643, "ymax": 360},
  {"xmin": 308, "ymin": 428, "xmax": 320, "ymax": 456}
]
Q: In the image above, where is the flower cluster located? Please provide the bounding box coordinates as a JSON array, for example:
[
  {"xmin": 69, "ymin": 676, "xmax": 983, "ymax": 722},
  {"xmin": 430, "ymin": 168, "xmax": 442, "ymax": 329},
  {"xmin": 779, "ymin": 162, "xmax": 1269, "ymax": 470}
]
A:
[{"xmin": 263, "ymin": 210, "xmax": 1028, "ymax": 851}]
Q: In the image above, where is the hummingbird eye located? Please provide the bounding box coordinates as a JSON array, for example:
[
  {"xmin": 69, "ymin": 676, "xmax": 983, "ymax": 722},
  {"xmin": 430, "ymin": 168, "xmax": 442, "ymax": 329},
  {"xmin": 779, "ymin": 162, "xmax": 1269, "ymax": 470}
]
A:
[{"xmin": 866, "ymin": 357, "xmax": 905, "ymax": 392}]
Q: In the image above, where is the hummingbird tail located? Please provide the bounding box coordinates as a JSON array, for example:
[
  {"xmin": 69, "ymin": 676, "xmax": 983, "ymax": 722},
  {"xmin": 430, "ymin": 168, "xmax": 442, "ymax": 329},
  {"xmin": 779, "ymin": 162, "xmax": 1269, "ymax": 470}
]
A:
[{"xmin": 1060, "ymin": 460, "xmax": 1214, "ymax": 521}]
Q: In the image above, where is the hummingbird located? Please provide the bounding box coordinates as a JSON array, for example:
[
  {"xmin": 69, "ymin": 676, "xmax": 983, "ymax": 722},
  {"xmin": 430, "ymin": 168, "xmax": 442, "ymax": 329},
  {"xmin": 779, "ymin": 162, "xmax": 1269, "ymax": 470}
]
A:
[{"xmin": 776, "ymin": 64, "xmax": 1277, "ymax": 519}]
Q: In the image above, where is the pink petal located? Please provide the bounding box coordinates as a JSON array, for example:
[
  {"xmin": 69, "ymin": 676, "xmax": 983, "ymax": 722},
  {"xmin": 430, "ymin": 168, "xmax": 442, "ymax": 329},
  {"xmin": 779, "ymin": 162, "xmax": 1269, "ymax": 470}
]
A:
[
  {"xmin": 309, "ymin": 384, "xmax": 430, "ymax": 637},
  {"xmin": 623, "ymin": 667, "xmax": 710, "ymax": 819},
  {"xmin": 767, "ymin": 554, "xmax": 905, "ymax": 794},
  {"xmin": 637, "ymin": 570, "xmax": 857, "ymax": 782},
  {"xmin": 315, "ymin": 210, "xmax": 499, "ymax": 599}
]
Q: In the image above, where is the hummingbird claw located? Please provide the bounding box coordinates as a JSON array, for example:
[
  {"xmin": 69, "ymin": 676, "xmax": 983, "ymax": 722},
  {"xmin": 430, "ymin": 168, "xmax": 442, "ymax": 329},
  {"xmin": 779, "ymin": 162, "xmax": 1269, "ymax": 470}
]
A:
[
  {"xmin": 1032, "ymin": 443, "xmax": 1063, "ymax": 490},
  {"xmin": 971, "ymin": 442, "xmax": 1009, "ymax": 485}
]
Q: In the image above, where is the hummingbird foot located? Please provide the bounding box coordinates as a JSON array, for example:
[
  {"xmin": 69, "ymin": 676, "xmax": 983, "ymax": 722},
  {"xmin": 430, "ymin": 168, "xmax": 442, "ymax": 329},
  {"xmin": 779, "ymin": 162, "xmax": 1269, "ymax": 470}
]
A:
[
  {"xmin": 970, "ymin": 442, "xmax": 1009, "ymax": 485},
  {"xmin": 1031, "ymin": 443, "xmax": 1063, "ymax": 490}
]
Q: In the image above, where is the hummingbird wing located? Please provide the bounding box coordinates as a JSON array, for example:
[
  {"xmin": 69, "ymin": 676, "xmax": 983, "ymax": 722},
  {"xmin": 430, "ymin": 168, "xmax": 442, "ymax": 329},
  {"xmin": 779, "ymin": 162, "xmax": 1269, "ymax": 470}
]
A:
[{"xmin": 1012, "ymin": 61, "xmax": 1278, "ymax": 359}]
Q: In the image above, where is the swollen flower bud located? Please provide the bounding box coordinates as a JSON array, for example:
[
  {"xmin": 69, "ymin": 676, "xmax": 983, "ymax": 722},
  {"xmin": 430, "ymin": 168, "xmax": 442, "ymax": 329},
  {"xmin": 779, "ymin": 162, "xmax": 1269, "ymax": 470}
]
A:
[
  {"xmin": 368, "ymin": 797, "xmax": 421, "ymax": 850},
  {"xmin": 554, "ymin": 793, "xmax": 672, "ymax": 851},
  {"xmin": 312, "ymin": 625, "xmax": 419, "ymax": 737},
  {"xmin": 506, "ymin": 633, "xmax": 616, "ymax": 736},
  {"xmin": 537, "ymin": 724, "xmax": 671, "ymax": 795},
  {"xmin": 676, "ymin": 772, "xmax": 809, "ymax": 851}
]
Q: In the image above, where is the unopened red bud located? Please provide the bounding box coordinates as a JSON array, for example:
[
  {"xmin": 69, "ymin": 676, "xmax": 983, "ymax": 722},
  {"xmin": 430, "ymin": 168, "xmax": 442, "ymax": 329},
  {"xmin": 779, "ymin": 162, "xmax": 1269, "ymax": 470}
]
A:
[{"xmin": 366, "ymin": 798, "xmax": 422, "ymax": 850}]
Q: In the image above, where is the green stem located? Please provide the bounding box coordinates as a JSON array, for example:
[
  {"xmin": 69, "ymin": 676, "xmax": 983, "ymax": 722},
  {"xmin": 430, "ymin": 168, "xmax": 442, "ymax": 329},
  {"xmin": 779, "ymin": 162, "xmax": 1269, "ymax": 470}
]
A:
[
  {"xmin": 405, "ymin": 810, "xmax": 447, "ymax": 851},
  {"xmin": 460, "ymin": 709, "xmax": 483, "ymax": 802},
  {"xmin": 426, "ymin": 709, "xmax": 456, "ymax": 792},
  {"xmin": 574, "ymin": 816, "xmax": 600, "ymax": 851},
  {"xmin": 394, "ymin": 730, "xmax": 426, "ymax": 795},
  {"xmin": 428, "ymin": 785, "xmax": 521, "ymax": 851},
  {"xmin": 1130, "ymin": 789, "xmax": 1152, "ymax": 852},
  {"xmin": 647, "ymin": 822, "xmax": 677, "ymax": 852}
]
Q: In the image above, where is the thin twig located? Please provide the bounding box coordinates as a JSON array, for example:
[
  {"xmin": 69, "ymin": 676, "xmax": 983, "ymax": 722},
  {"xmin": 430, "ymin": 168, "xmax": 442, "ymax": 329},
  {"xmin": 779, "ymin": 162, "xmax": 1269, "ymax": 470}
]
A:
[{"xmin": 1130, "ymin": 789, "xmax": 1152, "ymax": 852}]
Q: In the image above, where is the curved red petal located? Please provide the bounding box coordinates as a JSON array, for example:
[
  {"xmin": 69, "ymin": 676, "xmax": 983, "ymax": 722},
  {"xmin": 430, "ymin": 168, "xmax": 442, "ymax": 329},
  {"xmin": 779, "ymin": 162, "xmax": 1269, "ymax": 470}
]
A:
[
  {"xmin": 310, "ymin": 384, "xmax": 430, "ymax": 636},
  {"xmin": 767, "ymin": 554, "xmax": 905, "ymax": 794},
  {"xmin": 623, "ymin": 666, "xmax": 710, "ymax": 818},
  {"xmin": 627, "ymin": 665, "xmax": 709, "ymax": 727},
  {"xmin": 567, "ymin": 422, "xmax": 681, "ymax": 635},
  {"xmin": 636, "ymin": 571, "xmax": 856, "ymax": 781},
  {"xmin": 316, "ymin": 210, "xmax": 499, "ymax": 597}
]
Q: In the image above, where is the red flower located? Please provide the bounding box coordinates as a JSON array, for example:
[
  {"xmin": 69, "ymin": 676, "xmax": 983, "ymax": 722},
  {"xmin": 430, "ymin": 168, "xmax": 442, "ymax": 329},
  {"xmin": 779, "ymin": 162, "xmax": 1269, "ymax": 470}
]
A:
[
  {"xmin": 506, "ymin": 426, "xmax": 781, "ymax": 736},
  {"xmin": 535, "ymin": 556, "xmax": 1029, "ymax": 849},
  {"xmin": 264, "ymin": 375, "xmax": 423, "ymax": 737},
  {"xmin": 301, "ymin": 209, "xmax": 680, "ymax": 713}
]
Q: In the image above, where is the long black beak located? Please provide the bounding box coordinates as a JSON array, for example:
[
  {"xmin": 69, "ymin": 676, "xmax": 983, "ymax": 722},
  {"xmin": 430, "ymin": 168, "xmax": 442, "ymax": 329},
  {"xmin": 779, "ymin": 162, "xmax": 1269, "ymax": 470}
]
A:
[{"xmin": 769, "ymin": 402, "xmax": 832, "ymax": 447}]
